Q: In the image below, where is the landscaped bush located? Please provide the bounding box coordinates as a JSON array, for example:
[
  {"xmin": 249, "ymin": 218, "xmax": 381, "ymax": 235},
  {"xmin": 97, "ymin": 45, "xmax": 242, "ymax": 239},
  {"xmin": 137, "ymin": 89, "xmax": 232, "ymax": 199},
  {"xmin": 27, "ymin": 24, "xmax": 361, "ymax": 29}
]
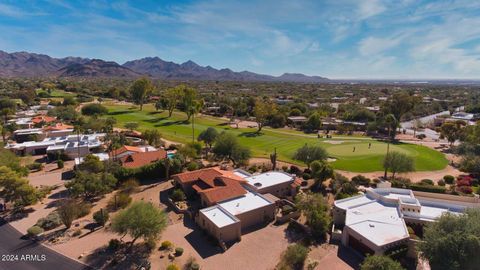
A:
[
  {"xmin": 171, "ymin": 189, "xmax": 186, "ymax": 202},
  {"xmin": 36, "ymin": 211, "xmax": 62, "ymax": 230},
  {"xmin": 443, "ymin": 175, "xmax": 455, "ymax": 184},
  {"xmin": 385, "ymin": 244, "xmax": 408, "ymax": 260},
  {"xmin": 27, "ymin": 225, "xmax": 44, "ymax": 237},
  {"xmin": 166, "ymin": 264, "xmax": 179, "ymax": 270},
  {"xmin": 282, "ymin": 205, "xmax": 295, "ymax": 215},
  {"xmin": 457, "ymin": 186, "xmax": 473, "ymax": 194},
  {"xmin": 281, "ymin": 165, "xmax": 288, "ymax": 172},
  {"xmin": 302, "ymin": 173, "xmax": 311, "ymax": 180},
  {"xmin": 457, "ymin": 179, "xmax": 471, "ymax": 187},
  {"xmin": 190, "ymin": 262, "xmax": 200, "ymax": 270},
  {"xmin": 289, "ymin": 165, "xmax": 301, "ymax": 175},
  {"xmin": 391, "ymin": 177, "xmax": 412, "ymax": 189},
  {"xmin": 108, "ymin": 193, "xmax": 132, "ymax": 210},
  {"xmin": 248, "ymin": 165, "xmax": 258, "ymax": 173},
  {"xmin": 420, "ymin": 179, "xmax": 434, "ymax": 186},
  {"xmin": 472, "ymin": 179, "xmax": 479, "ymax": 187},
  {"xmin": 410, "ymin": 183, "xmax": 446, "ymax": 194},
  {"xmin": 114, "ymin": 159, "xmax": 183, "ymax": 182},
  {"xmin": 351, "ymin": 175, "xmax": 371, "ymax": 186},
  {"xmin": 175, "ymin": 247, "xmax": 184, "ymax": 256},
  {"xmin": 438, "ymin": 179, "xmax": 446, "ymax": 186},
  {"xmin": 93, "ymin": 209, "xmax": 109, "ymax": 226},
  {"xmin": 81, "ymin": 103, "xmax": 107, "ymax": 116},
  {"xmin": 57, "ymin": 159, "xmax": 64, "ymax": 169},
  {"xmin": 187, "ymin": 162, "xmax": 199, "ymax": 171},
  {"xmin": 160, "ymin": 240, "xmax": 173, "ymax": 250}
]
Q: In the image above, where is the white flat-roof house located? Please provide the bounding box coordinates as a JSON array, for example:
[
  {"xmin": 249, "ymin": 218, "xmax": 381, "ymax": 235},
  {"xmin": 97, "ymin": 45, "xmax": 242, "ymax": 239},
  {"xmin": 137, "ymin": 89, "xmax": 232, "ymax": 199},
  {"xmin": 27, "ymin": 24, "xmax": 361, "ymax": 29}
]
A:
[
  {"xmin": 242, "ymin": 171, "xmax": 299, "ymax": 198},
  {"xmin": 197, "ymin": 190, "xmax": 276, "ymax": 243},
  {"xmin": 6, "ymin": 133, "xmax": 105, "ymax": 158},
  {"xmin": 333, "ymin": 188, "xmax": 472, "ymax": 255}
]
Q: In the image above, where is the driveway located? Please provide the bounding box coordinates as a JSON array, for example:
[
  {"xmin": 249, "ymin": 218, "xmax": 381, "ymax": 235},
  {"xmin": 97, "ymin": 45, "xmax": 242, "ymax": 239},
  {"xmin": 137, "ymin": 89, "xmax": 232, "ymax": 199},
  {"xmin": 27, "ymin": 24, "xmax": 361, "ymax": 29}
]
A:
[{"xmin": 0, "ymin": 218, "xmax": 90, "ymax": 270}]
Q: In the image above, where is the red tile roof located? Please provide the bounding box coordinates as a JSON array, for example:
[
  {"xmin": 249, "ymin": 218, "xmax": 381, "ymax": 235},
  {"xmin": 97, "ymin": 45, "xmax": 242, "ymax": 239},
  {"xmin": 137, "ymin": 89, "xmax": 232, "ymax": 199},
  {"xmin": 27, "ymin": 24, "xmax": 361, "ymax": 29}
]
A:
[
  {"xmin": 173, "ymin": 167, "xmax": 248, "ymax": 204},
  {"xmin": 109, "ymin": 145, "xmax": 143, "ymax": 157},
  {"xmin": 119, "ymin": 150, "xmax": 167, "ymax": 168},
  {"xmin": 43, "ymin": 123, "xmax": 73, "ymax": 131},
  {"xmin": 32, "ymin": 115, "xmax": 56, "ymax": 124}
]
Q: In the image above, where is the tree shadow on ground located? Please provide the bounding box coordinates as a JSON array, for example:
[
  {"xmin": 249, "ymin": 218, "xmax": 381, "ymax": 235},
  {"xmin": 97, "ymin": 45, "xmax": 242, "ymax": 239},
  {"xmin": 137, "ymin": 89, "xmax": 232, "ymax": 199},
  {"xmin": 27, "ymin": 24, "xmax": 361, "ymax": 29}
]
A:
[
  {"xmin": 84, "ymin": 242, "xmax": 152, "ymax": 270},
  {"xmin": 155, "ymin": 120, "xmax": 189, "ymax": 127},
  {"xmin": 144, "ymin": 117, "xmax": 168, "ymax": 124},
  {"xmin": 5, "ymin": 208, "xmax": 35, "ymax": 222},
  {"xmin": 48, "ymin": 189, "xmax": 69, "ymax": 200},
  {"xmin": 148, "ymin": 111, "xmax": 164, "ymax": 115},
  {"xmin": 61, "ymin": 170, "xmax": 75, "ymax": 180},
  {"xmin": 108, "ymin": 110, "xmax": 131, "ymax": 116},
  {"xmin": 238, "ymin": 131, "xmax": 263, "ymax": 137}
]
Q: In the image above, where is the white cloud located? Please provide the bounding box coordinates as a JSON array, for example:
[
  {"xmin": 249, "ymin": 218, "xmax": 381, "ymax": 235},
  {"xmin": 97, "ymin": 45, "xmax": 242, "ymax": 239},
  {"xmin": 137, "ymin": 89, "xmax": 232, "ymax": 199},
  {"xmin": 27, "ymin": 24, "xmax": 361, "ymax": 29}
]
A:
[
  {"xmin": 357, "ymin": 0, "xmax": 386, "ymax": 19},
  {"xmin": 358, "ymin": 36, "xmax": 401, "ymax": 56}
]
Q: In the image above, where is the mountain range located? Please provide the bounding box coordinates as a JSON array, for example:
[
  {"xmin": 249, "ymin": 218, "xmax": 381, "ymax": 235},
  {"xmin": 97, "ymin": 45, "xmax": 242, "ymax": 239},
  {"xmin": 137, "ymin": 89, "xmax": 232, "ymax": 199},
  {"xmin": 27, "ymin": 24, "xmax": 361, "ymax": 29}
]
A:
[{"xmin": 0, "ymin": 50, "xmax": 328, "ymax": 83}]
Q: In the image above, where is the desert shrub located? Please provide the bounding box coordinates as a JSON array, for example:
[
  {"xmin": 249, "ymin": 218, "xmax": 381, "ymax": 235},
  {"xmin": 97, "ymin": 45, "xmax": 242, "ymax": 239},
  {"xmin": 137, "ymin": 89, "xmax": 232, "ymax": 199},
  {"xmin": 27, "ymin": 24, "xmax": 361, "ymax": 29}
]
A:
[
  {"xmin": 457, "ymin": 179, "xmax": 471, "ymax": 187},
  {"xmin": 438, "ymin": 179, "xmax": 446, "ymax": 186},
  {"xmin": 36, "ymin": 211, "xmax": 62, "ymax": 230},
  {"xmin": 160, "ymin": 240, "xmax": 173, "ymax": 250},
  {"xmin": 175, "ymin": 247, "xmax": 184, "ymax": 256},
  {"xmin": 26, "ymin": 162, "xmax": 43, "ymax": 171},
  {"xmin": 108, "ymin": 193, "xmax": 132, "ymax": 210},
  {"xmin": 36, "ymin": 186, "xmax": 54, "ymax": 200},
  {"xmin": 248, "ymin": 165, "xmax": 258, "ymax": 173},
  {"xmin": 351, "ymin": 175, "xmax": 371, "ymax": 186},
  {"xmin": 282, "ymin": 244, "xmax": 308, "ymax": 269},
  {"xmin": 77, "ymin": 202, "xmax": 92, "ymax": 218},
  {"xmin": 443, "ymin": 175, "xmax": 455, "ymax": 184},
  {"xmin": 302, "ymin": 173, "xmax": 311, "ymax": 180},
  {"xmin": 190, "ymin": 262, "xmax": 200, "ymax": 270},
  {"xmin": 171, "ymin": 189, "xmax": 186, "ymax": 202},
  {"xmin": 282, "ymin": 165, "xmax": 289, "ymax": 172},
  {"xmin": 166, "ymin": 265, "xmax": 179, "ymax": 270},
  {"xmin": 120, "ymin": 179, "xmax": 139, "ymax": 194},
  {"xmin": 184, "ymin": 257, "xmax": 200, "ymax": 270},
  {"xmin": 420, "ymin": 179, "xmax": 434, "ymax": 186},
  {"xmin": 57, "ymin": 159, "xmax": 64, "ymax": 169},
  {"xmin": 108, "ymin": 239, "xmax": 122, "ymax": 251},
  {"xmin": 72, "ymin": 229, "xmax": 82, "ymax": 237},
  {"xmin": 335, "ymin": 193, "xmax": 350, "ymax": 200},
  {"xmin": 27, "ymin": 225, "xmax": 44, "ymax": 236},
  {"xmin": 93, "ymin": 209, "xmax": 109, "ymax": 226}
]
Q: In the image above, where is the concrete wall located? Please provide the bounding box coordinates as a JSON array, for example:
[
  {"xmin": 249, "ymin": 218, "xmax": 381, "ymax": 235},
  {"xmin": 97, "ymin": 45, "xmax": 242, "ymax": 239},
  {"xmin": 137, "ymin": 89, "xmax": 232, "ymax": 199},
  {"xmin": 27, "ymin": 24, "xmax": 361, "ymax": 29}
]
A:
[
  {"xmin": 197, "ymin": 211, "xmax": 241, "ymax": 243},
  {"xmin": 235, "ymin": 203, "xmax": 276, "ymax": 230},
  {"xmin": 257, "ymin": 182, "xmax": 294, "ymax": 198}
]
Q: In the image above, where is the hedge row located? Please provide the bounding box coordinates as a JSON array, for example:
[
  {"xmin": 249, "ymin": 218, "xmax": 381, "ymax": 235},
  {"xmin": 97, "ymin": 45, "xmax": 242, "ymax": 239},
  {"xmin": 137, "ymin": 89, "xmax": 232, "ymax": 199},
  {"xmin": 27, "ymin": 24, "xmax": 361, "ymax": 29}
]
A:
[{"xmin": 409, "ymin": 184, "xmax": 446, "ymax": 194}]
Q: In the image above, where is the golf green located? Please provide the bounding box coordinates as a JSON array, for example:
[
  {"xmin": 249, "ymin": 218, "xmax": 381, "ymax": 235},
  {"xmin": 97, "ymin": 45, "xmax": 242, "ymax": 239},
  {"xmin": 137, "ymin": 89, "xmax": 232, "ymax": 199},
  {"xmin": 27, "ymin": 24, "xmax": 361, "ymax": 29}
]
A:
[{"xmin": 105, "ymin": 103, "xmax": 448, "ymax": 173}]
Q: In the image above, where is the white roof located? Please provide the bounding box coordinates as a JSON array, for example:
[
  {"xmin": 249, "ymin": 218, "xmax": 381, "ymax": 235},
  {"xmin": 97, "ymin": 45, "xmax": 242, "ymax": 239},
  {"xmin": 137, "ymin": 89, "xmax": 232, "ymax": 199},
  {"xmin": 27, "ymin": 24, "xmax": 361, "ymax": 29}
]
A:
[
  {"xmin": 75, "ymin": 153, "xmax": 110, "ymax": 165},
  {"xmin": 218, "ymin": 191, "xmax": 273, "ymax": 216},
  {"xmin": 245, "ymin": 171, "xmax": 294, "ymax": 190},
  {"xmin": 346, "ymin": 201, "xmax": 409, "ymax": 247},
  {"xmin": 200, "ymin": 205, "xmax": 239, "ymax": 228}
]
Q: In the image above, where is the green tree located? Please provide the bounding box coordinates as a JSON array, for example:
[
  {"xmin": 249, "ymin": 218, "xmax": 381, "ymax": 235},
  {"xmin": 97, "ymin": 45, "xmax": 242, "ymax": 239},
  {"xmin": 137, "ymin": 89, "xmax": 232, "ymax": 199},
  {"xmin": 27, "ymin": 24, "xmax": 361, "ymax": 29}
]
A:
[
  {"xmin": 440, "ymin": 121, "xmax": 465, "ymax": 147},
  {"xmin": 254, "ymin": 98, "xmax": 276, "ymax": 132},
  {"xmin": 360, "ymin": 255, "xmax": 404, "ymax": 270},
  {"xmin": 0, "ymin": 98, "xmax": 16, "ymax": 124},
  {"xmin": 383, "ymin": 151, "xmax": 414, "ymax": 179},
  {"xmin": 293, "ymin": 145, "xmax": 328, "ymax": 169},
  {"xmin": 81, "ymin": 103, "xmax": 108, "ymax": 116},
  {"xmin": 143, "ymin": 129, "xmax": 162, "ymax": 147},
  {"xmin": 179, "ymin": 86, "xmax": 202, "ymax": 122},
  {"xmin": 0, "ymin": 166, "xmax": 38, "ymax": 208},
  {"xmin": 310, "ymin": 160, "xmax": 334, "ymax": 188},
  {"xmin": 164, "ymin": 86, "xmax": 183, "ymax": 117},
  {"xmin": 111, "ymin": 201, "xmax": 168, "ymax": 248},
  {"xmin": 280, "ymin": 244, "xmax": 309, "ymax": 269},
  {"xmin": 66, "ymin": 172, "xmax": 117, "ymax": 198},
  {"xmin": 304, "ymin": 112, "xmax": 321, "ymax": 132},
  {"xmin": 130, "ymin": 77, "xmax": 154, "ymax": 111},
  {"xmin": 197, "ymin": 127, "xmax": 218, "ymax": 150},
  {"xmin": 212, "ymin": 132, "xmax": 251, "ymax": 166},
  {"xmin": 77, "ymin": 154, "xmax": 104, "ymax": 173},
  {"xmin": 295, "ymin": 192, "xmax": 330, "ymax": 240},
  {"xmin": 418, "ymin": 209, "xmax": 480, "ymax": 270}
]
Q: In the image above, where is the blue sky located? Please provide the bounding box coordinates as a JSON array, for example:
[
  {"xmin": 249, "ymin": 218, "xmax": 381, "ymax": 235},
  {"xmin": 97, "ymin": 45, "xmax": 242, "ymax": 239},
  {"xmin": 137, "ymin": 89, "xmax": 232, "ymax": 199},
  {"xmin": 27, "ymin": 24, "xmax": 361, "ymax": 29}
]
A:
[{"xmin": 1, "ymin": 0, "xmax": 480, "ymax": 79}]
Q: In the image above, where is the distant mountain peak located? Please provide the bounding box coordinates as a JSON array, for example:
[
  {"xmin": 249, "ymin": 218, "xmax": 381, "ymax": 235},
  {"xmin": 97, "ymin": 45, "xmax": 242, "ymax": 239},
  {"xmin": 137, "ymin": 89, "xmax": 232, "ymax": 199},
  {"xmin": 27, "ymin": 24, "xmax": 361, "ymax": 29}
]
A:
[{"xmin": 0, "ymin": 50, "xmax": 329, "ymax": 82}]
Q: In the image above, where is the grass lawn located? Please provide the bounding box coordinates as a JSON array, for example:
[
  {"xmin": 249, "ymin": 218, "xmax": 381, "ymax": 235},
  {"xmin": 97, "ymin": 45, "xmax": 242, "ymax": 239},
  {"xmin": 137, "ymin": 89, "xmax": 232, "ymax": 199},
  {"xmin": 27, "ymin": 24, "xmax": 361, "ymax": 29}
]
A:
[{"xmin": 105, "ymin": 103, "xmax": 448, "ymax": 172}]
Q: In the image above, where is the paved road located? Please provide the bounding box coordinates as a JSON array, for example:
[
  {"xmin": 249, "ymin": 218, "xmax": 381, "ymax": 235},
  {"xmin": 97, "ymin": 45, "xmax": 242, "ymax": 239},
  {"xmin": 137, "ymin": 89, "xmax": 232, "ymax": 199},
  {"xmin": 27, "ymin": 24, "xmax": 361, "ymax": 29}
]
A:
[{"xmin": 0, "ymin": 218, "xmax": 91, "ymax": 270}]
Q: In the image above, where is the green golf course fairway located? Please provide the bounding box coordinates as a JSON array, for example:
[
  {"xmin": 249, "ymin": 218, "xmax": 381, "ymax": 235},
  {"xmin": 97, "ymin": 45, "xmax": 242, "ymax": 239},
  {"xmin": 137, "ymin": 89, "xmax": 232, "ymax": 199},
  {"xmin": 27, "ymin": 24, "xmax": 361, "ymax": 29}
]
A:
[{"xmin": 105, "ymin": 103, "xmax": 448, "ymax": 173}]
